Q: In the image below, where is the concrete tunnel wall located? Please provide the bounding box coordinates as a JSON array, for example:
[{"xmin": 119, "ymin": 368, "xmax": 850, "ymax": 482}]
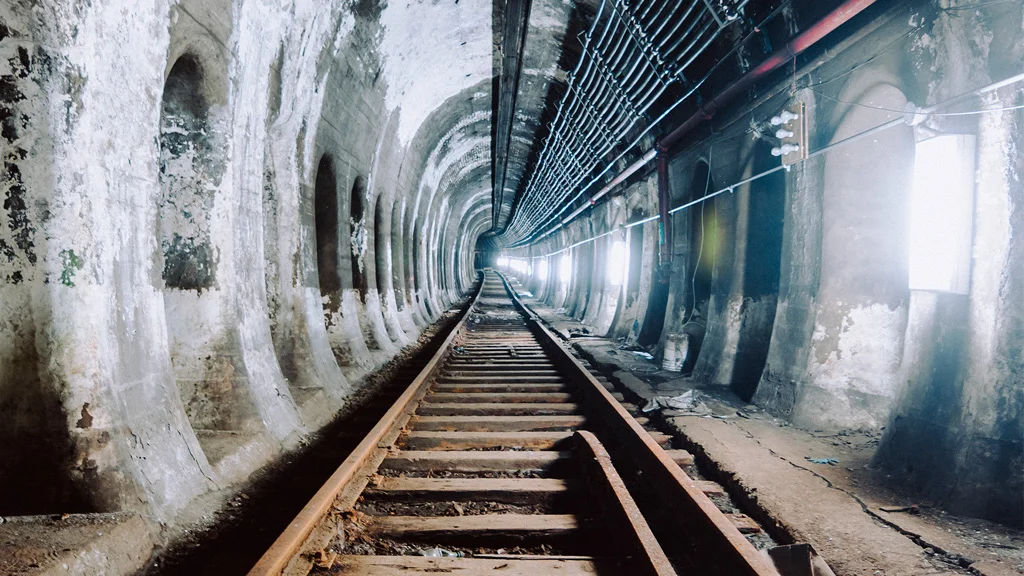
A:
[
  {"xmin": 0, "ymin": 0, "xmax": 1019, "ymax": 538},
  {"xmin": 502, "ymin": 2, "xmax": 1023, "ymax": 527},
  {"xmin": 0, "ymin": 0, "xmax": 510, "ymax": 525}
]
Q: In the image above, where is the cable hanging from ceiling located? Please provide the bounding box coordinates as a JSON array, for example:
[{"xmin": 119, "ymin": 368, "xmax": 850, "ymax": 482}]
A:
[{"xmin": 498, "ymin": 0, "xmax": 749, "ymax": 246}]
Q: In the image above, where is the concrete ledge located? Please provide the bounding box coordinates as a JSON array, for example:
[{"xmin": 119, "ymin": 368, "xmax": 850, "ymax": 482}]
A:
[{"xmin": 0, "ymin": 512, "xmax": 154, "ymax": 575}]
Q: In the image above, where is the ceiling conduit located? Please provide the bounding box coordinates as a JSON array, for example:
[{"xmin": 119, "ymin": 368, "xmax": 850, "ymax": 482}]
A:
[
  {"xmin": 494, "ymin": 0, "xmax": 748, "ymax": 247},
  {"xmin": 507, "ymin": 0, "xmax": 879, "ymax": 250}
]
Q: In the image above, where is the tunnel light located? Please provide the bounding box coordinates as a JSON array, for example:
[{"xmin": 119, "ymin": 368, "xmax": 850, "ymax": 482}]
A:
[
  {"xmin": 560, "ymin": 253, "xmax": 572, "ymax": 285},
  {"xmin": 510, "ymin": 258, "xmax": 528, "ymax": 275},
  {"xmin": 909, "ymin": 134, "xmax": 976, "ymax": 294},
  {"xmin": 607, "ymin": 240, "xmax": 627, "ymax": 285},
  {"xmin": 537, "ymin": 258, "xmax": 548, "ymax": 281},
  {"xmin": 497, "ymin": 255, "xmax": 510, "ymax": 268}
]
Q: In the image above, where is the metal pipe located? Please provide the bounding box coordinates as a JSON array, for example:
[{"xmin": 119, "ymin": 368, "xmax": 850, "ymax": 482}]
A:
[
  {"xmin": 660, "ymin": 0, "xmax": 879, "ymax": 151},
  {"xmin": 523, "ymin": 0, "xmax": 879, "ymax": 245},
  {"xmin": 507, "ymin": 0, "xmax": 724, "ymax": 240},
  {"xmin": 562, "ymin": 148, "xmax": 659, "ymax": 224}
]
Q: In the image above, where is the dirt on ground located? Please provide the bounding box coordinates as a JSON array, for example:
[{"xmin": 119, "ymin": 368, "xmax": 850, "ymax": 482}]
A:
[
  {"xmin": 525, "ymin": 295, "xmax": 1024, "ymax": 576},
  {"xmin": 136, "ymin": 304, "xmax": 469, "ymax": 576},
  {"xmin": 0, "ymin": 512, "xmax": 153, "ymax": 575}
]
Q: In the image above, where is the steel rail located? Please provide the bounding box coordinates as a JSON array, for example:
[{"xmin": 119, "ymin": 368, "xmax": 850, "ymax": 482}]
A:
[
  {"xmin": 499, "ymin": 271, "xmax": 783, "ymax": 576},
  {"xmin": 248, "ymin": 276, "xmax": 486, "ymax": 576},
  {"xmin": 247, "ymin": 271, "xmax": 681, "ymax": 576}
]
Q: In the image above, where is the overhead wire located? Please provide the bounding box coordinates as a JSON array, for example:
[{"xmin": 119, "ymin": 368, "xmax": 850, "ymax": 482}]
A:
[
  {"xmin": 809, "ymin": 87, "xmax": 1024, "ymax": 116},
  {"xmin": 514, "ymin": 71, "xmax": 1024, "ymax": 260},
  {"xmin": 687, "ymin": 141, "xmax": 713, "ymax": 327},
  {"xmin": 511, "ymin": 0, "xmax": 798, "ymax": 248},
  {"xmin": 500, "ymin": 0, "xmax": 759, "ymax": 246}
]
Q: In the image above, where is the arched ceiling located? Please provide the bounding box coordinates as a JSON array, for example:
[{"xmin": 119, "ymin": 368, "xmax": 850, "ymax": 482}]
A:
[{"xmin": 363, "ymin": 0, "xmax": 791, "ymax": 258}]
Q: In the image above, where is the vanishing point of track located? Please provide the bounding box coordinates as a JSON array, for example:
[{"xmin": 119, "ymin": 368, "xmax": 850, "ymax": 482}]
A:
[{"xmin": 248, "ymin": 270, "xmax": 780, "ymax": 576}]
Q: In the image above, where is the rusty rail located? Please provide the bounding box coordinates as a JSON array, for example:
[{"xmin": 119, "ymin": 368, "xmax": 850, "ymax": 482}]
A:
[
  {"xmin": 248, "ymin": 276, "xmax": 486, "ymax": 575},
  {"xmin": 499, "ymin": 272, "xmax": 782, "ymax": 576},
  {"xmin": 248, "ymin": 270, "xmax": 781, "ymax": 575}
]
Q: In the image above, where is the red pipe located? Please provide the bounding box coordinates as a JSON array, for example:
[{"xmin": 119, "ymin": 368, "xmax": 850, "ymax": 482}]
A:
[{"xmin": 659, "ymin": 0, "xmax": 878, "ymax": 151}]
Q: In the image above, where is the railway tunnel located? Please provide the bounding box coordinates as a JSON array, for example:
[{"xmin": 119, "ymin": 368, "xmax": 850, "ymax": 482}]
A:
[{"xmin": 0, "ymin": 0, "xmax": 1021, "ymax": 574}]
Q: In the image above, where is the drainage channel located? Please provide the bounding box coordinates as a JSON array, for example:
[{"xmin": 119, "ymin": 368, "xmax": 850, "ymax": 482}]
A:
[{"xmin": 247, "ymin": 270, "xmax": 790, "ymax": 575}]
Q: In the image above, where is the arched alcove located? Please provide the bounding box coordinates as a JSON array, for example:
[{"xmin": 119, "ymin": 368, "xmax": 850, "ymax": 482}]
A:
[
  {"xmin": 159, "ymin": 55, "xmax": 217, "ymax": 291},
  {"xmin": 315, "ymin": 156, "xmax": 340, "ymax": 310},
  {"xmin": 374, "ymin": 194, "xmax": 401, "ymax": 343},
  {"xmin": 729, "ymin": 144, "xmax": 786, "ymax": 400},
  {"xmin": 390, "ymin": 198, "xmax": 410, "ymax": 324},
  {"xmin": 794, "ymin": 82, "xmax": 914, "ymax": 429},
  {"xmin": 159, "ymin": 54, "xmax": 262, "ymax": 465},
  {"xmin": 678, "ymin": 161, "xmax": 717, "ymax": 372},
  {"xmin": 625, "ymin": 216, "xmax": 644, "ymax": 304},
  {"xmin": 571, "ymin": 240, "xmax": 593, "ymax": 319},
  {"xmin": 349, "ymin": 176, "xmax": 368, "ymax": 298}
]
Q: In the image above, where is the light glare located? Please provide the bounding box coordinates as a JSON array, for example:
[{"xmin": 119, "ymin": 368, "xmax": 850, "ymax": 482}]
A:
[
  {"xmin": 607, "ymin": 240, "xmax": 627, "ymax": 285},
  {"xmin": 909, "ymin": 134, "xmax": 975, "ymax": 294}
]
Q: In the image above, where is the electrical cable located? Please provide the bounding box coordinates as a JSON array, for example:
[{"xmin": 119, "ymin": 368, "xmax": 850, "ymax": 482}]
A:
[
  {"xmin": 802, "ymin": 21, "xmax": 927, "ymax": 89},
  {"xmin": 687, "ymin": 142, "xmax": 713, "ymax": 326},
  {"xmin": 518, "ymin": 0, "xmax": 792, "ymax": 246},
  {"xmin": 809, "ymin": 87, "xmax": 1024, "ymax": 116},
  {"xmin": 941, "ymin": 0, "xmax": 1019, "ymax": 10},
  {"xmin": 512, "ymin": 72, "xmax": 1024, "ymax": 263},
  {"xmin": 503, "ymin": 0, "xmax": 793, "ymax": 247}
]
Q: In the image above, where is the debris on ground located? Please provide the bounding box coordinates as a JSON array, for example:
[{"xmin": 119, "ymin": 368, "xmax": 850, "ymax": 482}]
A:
[
  {"xmin": 642, "ymin": 389, "xmax": 711, "ymax": 415},
  {"xmin": 418, "ymin": 547, "xmax": 463, "ymax": 558},
  {"xmin": 632, "ymin": 350, "xmax": 655, "ymax": 360},
  {"xmin": 804, "ymin": 457, "xmax": 839, "ymax": 465},
  {"xmin": 880, "ymin": 505, "xmax": 921, "ymax": 515}
]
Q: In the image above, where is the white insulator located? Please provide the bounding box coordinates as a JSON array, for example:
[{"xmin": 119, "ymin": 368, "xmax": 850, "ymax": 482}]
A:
[
  {"xmin": 776, "ymin": 129, "xmax": 794, "ymax": 138},
  {"xmin": 771, "ymin": 110, "xmax": 799, "ymax": 125}
]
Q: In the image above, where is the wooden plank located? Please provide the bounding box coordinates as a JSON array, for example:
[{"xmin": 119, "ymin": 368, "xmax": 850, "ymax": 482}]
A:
[
  {"xmin": 426, "ymin": 392, "xmax": 573, "ymax": 404},
  {"xmin": 498, "ymin": 273, "xmax": 781, "ymax": 576},
  {"xmin": 410, "ymin": 415, "xmax": 585, "ymax": 431},
  {"xmin": 458, "ymin": 345, "xmax": 543, "ymax": 350},
  {"xmin": 648, "ymin": 431, "xmax": 673, "ymax": 447},
  {"xmin": 728, "ymin": 514, "xmax": 762, "ymax": 534},
  {"xmin": 438, "ymin": 375, "xmax": 565, "ymax": 384},
  {"xmin": 694, "ymin": 480, "xmax": 726, "ymax": 496},
  {"xmin": 416, "ymin": 402, "xmax": 580, "ymax": 416},
  {"xmin": 400, "ymin": 430, "xmax": 573, "ymax": 450},
  {"xmin": 447, "ymin": 361, "xmax": 555, "ymax": 367},
  {"xmin": 333, "ymin": 556, "xmax": 612, "ymax": 575},
  {"xmin": 432, "ymin": 383, "xmax": 566, "ymax": 393},
  {"xmin": 366, "ymin": 477, "xmax": 570, "ymax": 504},
  {"xmin": 380, "ymin": 450, "xmax": 570, "ymax": 473},
  {"xmin": 665, "ymin": 449, "xmax": 694, "ymax": 466},
  {"xmin": 365, "ymin": 514, "xmax": 578, "ymax": 537},
  {"xmin": 443, "ymin": 368, "xmax": 559, "ymax": 374}
]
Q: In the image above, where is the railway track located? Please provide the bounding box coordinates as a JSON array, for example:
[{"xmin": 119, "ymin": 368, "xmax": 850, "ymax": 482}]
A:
[{"xmin": 248, "ymin": 270, "xmax": 787, "ymax": 576}]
